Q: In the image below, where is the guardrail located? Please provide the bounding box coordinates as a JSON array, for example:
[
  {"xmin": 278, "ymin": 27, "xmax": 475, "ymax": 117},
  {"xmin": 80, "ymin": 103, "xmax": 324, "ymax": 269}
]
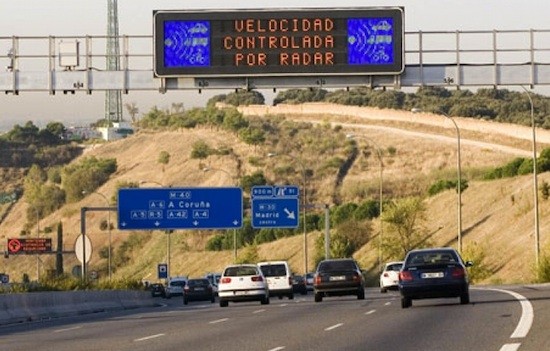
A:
[{"xmin": 1, "ymin": 29, "xmax": 549, "ymax": 91}]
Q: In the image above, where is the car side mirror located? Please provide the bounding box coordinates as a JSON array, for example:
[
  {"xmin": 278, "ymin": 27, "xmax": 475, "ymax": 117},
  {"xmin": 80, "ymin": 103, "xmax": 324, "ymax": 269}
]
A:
[{"xmin": 465, "ymin": 261, "xmax": 474, "ymax": 267}]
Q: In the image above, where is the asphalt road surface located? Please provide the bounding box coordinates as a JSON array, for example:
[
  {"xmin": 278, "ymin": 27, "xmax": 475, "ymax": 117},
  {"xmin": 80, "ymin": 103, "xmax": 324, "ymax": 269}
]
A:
[{"xmin": 1, "ymin": 285, "xmax": 549, "ymax": 351}]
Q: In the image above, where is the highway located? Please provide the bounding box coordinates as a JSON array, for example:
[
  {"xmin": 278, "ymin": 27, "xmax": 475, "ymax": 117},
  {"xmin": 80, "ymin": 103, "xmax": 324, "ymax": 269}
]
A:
[{"xmin": 1, "ymin": 285, "xmax": 549, "ymax": 351}]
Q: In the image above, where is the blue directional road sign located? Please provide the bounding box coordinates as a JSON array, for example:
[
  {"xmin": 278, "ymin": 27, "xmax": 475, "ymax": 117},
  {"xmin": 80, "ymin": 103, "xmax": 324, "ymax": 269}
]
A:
[
  {"xmin": 251, "ymin": 185, "xmax": 299, "ymax": 228},
  {"xmin": 118, "ymin": 187, "xmax": 243, "ymax": 230},
  {"xmin": 158, "ymin": 263, "xmax": 168, "ymax": 279}
]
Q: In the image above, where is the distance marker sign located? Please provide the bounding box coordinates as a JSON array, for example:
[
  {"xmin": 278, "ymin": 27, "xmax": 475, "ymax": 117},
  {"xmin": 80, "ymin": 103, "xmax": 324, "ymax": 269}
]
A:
[{"xmin": 118, "ymin": 187, "xmax": 243, "ymax": 230}]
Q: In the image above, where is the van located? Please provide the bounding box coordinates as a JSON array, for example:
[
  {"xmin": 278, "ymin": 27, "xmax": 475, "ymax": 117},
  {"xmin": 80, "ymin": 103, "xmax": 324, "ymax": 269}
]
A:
[
  {"xmin": 165, "ymin": 276, "xmax": 188, "ymax": 298},
  {"xmin": 257, "ymin": 261, "xmax": 294, "ymax": 300}
]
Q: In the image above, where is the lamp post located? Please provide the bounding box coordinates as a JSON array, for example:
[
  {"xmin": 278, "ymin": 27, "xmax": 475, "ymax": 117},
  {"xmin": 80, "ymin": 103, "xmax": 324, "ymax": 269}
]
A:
[
  {"xmin": 412, "ymin": 109, "xmax": 462, "ymax": 254},
  {"xmin": 139, "ymin": 181, "xmax": 172, "ymax": 278},
  {"xmin": 346, "ymin": 133, "xmax": 384, "ymax": 272},
  {"xmin": 202, "ymin": 166, "xmax": 238, "ymax": 262},
  {"xmin": 520, "ymin": 85, "xmax": 540, "ymax": 266},
  {"xmin": 30, "ymin": 206, "xmax": 40, "ymax": 281},
  {"xmin": 268, "ymin": 153, "xmax": 308, "ymax": 274},
  {"xmin": 85, "ymin": 191, "xmax": 112, "ymax": 280}
]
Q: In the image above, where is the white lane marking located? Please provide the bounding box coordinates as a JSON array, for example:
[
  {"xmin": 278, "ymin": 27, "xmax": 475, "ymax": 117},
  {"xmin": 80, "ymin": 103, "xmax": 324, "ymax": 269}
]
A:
[
  {"xmin": 134, "ymin": 333, "xmax": 165, "ymax": 342},
  {"xmin": 483, "ymin": 288, "xmax": 534, "ymax": 338},
  {"xmin": 268, "ymin": 347, "xmax": 286, "ymax": 351},
  {"xmin": 280, "ymin": 303, "xmax": 288, "ymax": 307},
  {"xmin": 253, "ymin": 309, "xmax": 266, "ymax": 314},
  {"xmin": 54, "ymin": 326, "xmax": 82, "ymax": 333},
  {"xmin": 499, "ymin": 343, "xmax": 521, "ymax": 351},
  {"xmin": 209, "ymin": 318, "xmax": 229, "ymax": 324},
  {"xmin": 384, "ymin": 302, "xmax": 391, "ymax": 306},
  {"xmin": 365, "ymin": 310, "xmax": 376, "ymax": 315},
  {"xmin": 324, "ymin": 323, "xmax": 344, "ymax": 331}
]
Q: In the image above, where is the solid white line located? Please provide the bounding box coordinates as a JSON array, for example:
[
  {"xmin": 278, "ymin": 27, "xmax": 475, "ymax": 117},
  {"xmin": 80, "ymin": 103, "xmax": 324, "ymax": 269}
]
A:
[
  {"xmin": 325, "ymin": 323, "xmax": 344, "ymax": 331},
  {"xmin": 54, "ymin": 326, "xmax": 82, "ymax": 333},
  {"xmin": 484, "ymin": 288, "xmax": 534, "ymax": 338},
  {"xmin": 384, "ymin": 302, "xmax": 391, "ymax": 306},
  {"xmin": 499, "ymin": 343, "xmax": 521, "ymax": 351},
  {"xmin": 267, "ymin": 347, "xmax": 285, "ymax": 351},
  {"xmin": 253, "ymin": 309, "xmax": 266, "ymax": 314},
  {"xmin": 365, "ymin": 310, "xmax": 376, "ymax": 315},
  {"xmin": 280, "ymin": 303, "xmax": 288, "ymax": 307},
  {"xmin": 209, "ymin": 318, "xmax": 229, "ymax": 324},
  {"xmin": 134, "ymin": 333, "xmax": 165, "ymax": 342}
]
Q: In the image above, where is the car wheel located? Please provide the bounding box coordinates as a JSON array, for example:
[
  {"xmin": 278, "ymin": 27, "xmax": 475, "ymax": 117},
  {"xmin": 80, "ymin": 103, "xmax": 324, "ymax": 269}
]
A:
[
  {"xmin": 288, "ymin": 294, "xmax": 294, "ymax": 300},
  {"xmin": 210, "ymin": 295, "xmax": 215, "ymax": 303},
  {"xmin": 460, "ymin": 292, "xmax": 470, "ymax": 305},
  {"xmin": 220, "ymin": 300, "xmax": 228, "ymax": 307},
  {"xmin": 166, "ymin": 293, "xmax": 171, "ymax": 299},
  {"xmin": 380, "ymin": 287, "xmax": 387, "ymax": 293},
  {"xmin": 261, "ymin": 295, "xmax": 270, "ymax": 305},
  {"xmin": 401, "ymin": 297, "xmax": 412, "ymax": 308},
  {"xmin": 183, "ymin": 297, "xmax": 188, "ymax": 305},
  {"xmin": 314, "ymin": 293, "xmax": 322, "ymax": 302},
  {"xmin": 357, "ymin": 288, "xmax": 365, "ymax": 300}
]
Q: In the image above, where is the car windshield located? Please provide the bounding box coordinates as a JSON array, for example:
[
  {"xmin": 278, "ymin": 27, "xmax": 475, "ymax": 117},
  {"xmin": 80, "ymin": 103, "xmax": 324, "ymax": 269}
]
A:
[
  {"xmin": 407, "ymin": 251, "xmax": 458, "ymax": 266},
  {"xmin": 188, "ymin": 279, "xmax": 209, "ymax": 287},
  {"xmin": 224, "ymin": 266, "xmax": 258, "ymax": 276},
  {"xmin": 260, "ymin": 264, "xmax": 286, "ymax": 277},
  {"xmin": 170, "ymin": 280, "xmax": 186, "ymax": 287},
  {"xmin": 318, "ymin": 260, "xmax": 357, "ymax": 272}
]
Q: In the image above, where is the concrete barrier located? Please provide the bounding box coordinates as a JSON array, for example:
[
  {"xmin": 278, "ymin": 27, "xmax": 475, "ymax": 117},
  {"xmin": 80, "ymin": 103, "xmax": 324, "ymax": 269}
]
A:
[{"xmin": 0, "ymin": 290, "xmax": 156, "ymax": 326}]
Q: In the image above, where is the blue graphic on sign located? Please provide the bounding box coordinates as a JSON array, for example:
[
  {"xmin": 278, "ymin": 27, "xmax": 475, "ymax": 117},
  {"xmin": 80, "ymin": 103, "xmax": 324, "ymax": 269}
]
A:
[
  {"xmin": 118, "ymin": 187, "xmax": 242, "ymax": 230},
  {"xmin": 251, "ymin": 185, "xmax": 299, "ymax": 228},
  {"xmin": 164, "ymin": 20, "xmax": 211, "ymax": 67},
  {"xmin": 347, "ymin": 17, "xmax": 394, "ymax": 65}
]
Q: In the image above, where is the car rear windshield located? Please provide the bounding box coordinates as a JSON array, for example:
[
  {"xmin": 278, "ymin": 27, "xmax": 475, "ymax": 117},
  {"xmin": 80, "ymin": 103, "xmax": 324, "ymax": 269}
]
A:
[
  {"xmin": 170, "ymin": 280, "xmax": 186, "ymax": 287},
  {"xmin": 188, "ymin": 279, "xmax": 209, "ymax": 287},
  {"xmin": 260, "ymin": 264, "xmax": 287, "ymax": 277},
  {"xmin": 318, "ymin": 260, "xmax": 357, "ymax": 272},
  {"xmin": 407, "ymin": 251, "xmax": 458, "ymax": 266},
  {"xmin": 386, "ymin": 263, "xmax": 403, "ymax": 271},
  {"xmin": 224, "ymin": 266, "xmax": 258, "ymax": 276}
]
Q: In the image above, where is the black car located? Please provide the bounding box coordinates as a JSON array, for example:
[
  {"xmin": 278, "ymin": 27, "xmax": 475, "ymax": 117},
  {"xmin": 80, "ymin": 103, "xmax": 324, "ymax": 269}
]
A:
[
  {"xmin": 313, "ymin": 258, "xmax": 365, "ymax": 302},
  {"xmin": 183, "ymin": 278, "xmax": 216, "ymax": 305},
  {"xmin": 292, "ymin": 275, "xmax": 308, "ymax": 295},
  {"xmin": 150, "ymin": 283, "xmax": 165, "ymax": 298},
  {"xmin": 398, "ymin": 247, "xmax": 473, "ymax": 308}
]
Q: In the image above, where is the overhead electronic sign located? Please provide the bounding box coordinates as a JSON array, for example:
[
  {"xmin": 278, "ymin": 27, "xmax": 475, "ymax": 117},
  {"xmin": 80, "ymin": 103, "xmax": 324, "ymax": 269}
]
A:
[
  {"xmin": 7, "ymin": 238, "xmax": 53, "ymax": 255},
  {"xmin": 153, "ymin": 7, "xmax": 404, "ymax": 77}
]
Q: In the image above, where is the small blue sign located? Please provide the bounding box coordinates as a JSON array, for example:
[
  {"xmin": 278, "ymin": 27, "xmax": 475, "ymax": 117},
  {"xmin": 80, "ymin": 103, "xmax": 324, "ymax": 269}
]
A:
[
  {"xmin": 118, "ymin": 187, "xmax": 243, "ymax": 230},
  {"xmin": 251, "ymin": 185, "xmax": 300, "ymax": 228},
  {"xmin": 158, "ymin": 263, "xmax": 168, "ymax": 279}
]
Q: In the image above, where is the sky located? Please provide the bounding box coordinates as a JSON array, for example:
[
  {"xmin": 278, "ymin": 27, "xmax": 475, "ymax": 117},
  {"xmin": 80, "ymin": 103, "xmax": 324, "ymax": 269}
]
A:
[{"xmin": 0, "ymin": 0, "xmax": 549, "ymax": 129}]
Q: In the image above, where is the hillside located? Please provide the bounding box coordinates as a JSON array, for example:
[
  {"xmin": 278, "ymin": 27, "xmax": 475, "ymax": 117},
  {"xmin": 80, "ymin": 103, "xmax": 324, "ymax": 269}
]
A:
[{"xmin": 1, "ymin": 104, "xmax": 549, "ymax": 285}]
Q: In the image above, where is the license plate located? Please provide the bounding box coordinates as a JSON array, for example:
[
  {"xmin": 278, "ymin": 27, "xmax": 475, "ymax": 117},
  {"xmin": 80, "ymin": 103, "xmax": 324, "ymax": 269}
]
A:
[
  {"xmin": 194, "ymin": 287, "xmax": 204, "ymax": 291},
  {"xmin": 421, "ymin": 272, "xmax": 444, "ymax": 278},
  {"xmin": 234, "ymin": 290, "xmax": 248, "ymax": 296},
  {"xmin": 329, "ymin": 275, "xmax": 346, "ymax": 281}
]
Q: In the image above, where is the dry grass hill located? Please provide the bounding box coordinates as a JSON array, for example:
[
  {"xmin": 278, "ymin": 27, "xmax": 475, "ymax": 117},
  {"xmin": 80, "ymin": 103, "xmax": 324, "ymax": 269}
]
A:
[{"xmin": 1, "ymin": 103, "xmax": 549, "ymax": 285}]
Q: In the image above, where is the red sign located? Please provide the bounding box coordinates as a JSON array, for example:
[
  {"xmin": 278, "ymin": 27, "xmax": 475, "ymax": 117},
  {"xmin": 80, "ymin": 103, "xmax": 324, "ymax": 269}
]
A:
[{"xmin": 7, "ymin": 238, "xmax": 52, "ymax": 254}]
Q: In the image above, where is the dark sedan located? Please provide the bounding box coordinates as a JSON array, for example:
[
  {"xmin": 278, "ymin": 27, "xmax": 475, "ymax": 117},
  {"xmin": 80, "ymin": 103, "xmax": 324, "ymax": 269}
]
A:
[
  {"xmin": 313, "ymin": 258, "xmax": 365, "ymax": 302},
  {"xmin": 292, "ymin": 275, "xmax": 308, "ymax": 295},
  {"xmin": 183, "ymin": 278, "xmax": 216, "ymax": 305},
  {"xmin": 398, "ymin": 247, "xmax": 473, "ymax": 308},
  {"xmin": 149, "ymin": 283, "xmax": 165, "ymax": 298}
]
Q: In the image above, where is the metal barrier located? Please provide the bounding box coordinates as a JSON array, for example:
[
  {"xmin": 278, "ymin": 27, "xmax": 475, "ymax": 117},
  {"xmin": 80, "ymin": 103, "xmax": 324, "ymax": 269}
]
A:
[{"xmin": 1, "ymin": 29, "xmax": 549, "ymax": 92}]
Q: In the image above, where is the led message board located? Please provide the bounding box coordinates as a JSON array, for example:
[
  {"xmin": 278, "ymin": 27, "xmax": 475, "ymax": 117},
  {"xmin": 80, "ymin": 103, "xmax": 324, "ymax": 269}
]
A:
[{"xmin": 153, "ymin": 8, "xmax": 404, "ymax": 77}]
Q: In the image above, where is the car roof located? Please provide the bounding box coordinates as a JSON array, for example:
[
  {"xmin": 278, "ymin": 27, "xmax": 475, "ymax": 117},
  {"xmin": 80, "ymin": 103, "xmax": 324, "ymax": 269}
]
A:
[{"xmin": 407, "ymin": 247, "xmax": 457, "ymax": 253}]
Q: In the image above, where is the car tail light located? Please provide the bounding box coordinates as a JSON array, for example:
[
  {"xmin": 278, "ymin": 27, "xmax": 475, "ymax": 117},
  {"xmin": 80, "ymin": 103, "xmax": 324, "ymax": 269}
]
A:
[
  {"xmin": 220, "ymin": 277, "xmax": 231, "ymax": 284},
  {"xmin": 184, "ymin": 286, "xmax": 189, "ymax": 292},
  {"xmin": 251, "ymin": 275, "xmax": 264, "ymax": 282},
  {"xmin": 352, "ymin": 272, "xmax": 361, "ymax": 282},
  {"xmin": 314, "ymin": 275, "xmax": 321, "ymax": 284},
  {"xmin": 452, "ymin": 267, "xmax": 466, "ymax": 278},
  {"xmin": 289, "ymin": 277, "xmax": 293, "ymax": 285},
  {"xmin": 399, "ymin": 271, "xmax": 413, "ymax": 282}
]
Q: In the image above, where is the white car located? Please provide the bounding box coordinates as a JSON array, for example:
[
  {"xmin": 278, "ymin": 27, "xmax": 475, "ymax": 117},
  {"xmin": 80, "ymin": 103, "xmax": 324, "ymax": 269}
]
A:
[
  {"xmin": 379, "ymin": 261, "xmax": 403, "ymax": 293},
  {"xmin": 258, "ymin": 261, "xmax": 294, "ymax": 300},
  {"xmin": 218, "ymin": 264, "xmax": 269, "ymax": 307},
  {"xmin": 165, "ymin": 276, "xmax": 188, "ymax": 298}
]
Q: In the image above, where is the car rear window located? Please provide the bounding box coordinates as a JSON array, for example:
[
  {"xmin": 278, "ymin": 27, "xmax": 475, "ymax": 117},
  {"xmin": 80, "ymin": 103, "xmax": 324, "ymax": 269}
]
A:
[
  {"xmin": 170, "ymin": 280, "xmax": 186, "ymax": 287},
  {"xmin": 260, "ymin": 264, "xmax": 287, "ymax": 277},
  {"xmin": 407, "ymin": 251, "xmax": 458, "ymax": 265},
  {"xmin": 386, "ymin": 263, "xmax": 403, "ymax": 271},
  {"xmin": 318, "ymin": 260, "xmax": 357, "ymax": 272},
  {"xmin": 188, "ymin": 279, "xmax": 209, "ymax": 287},
  {"xmin": 224, "ymin": 266, "xmax": 258, "ymax": 276}
]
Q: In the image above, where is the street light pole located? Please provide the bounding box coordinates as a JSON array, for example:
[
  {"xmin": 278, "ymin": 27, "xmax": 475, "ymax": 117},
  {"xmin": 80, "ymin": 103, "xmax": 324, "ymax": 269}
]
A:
[
  {"xmin": 412, "ymin": 109, "xmax": 462, "ymax": 254},
  {"xmin": 202, "ymin": 167, "xmax": 238, "ymax": 262},
  {"xmin": 268, "ymin": 153, "xmax": 308, "ymax": 274},
  {"xmin": 346, "ymin": 134, "xmax": 384, "ymax": 272},
  {"xmin": 520, "ymin": 85, "xmax": 540, "ymax": 267},
  {"xmin": 83, "ymin": 191, "xmax": 112, "ymax": 280}
]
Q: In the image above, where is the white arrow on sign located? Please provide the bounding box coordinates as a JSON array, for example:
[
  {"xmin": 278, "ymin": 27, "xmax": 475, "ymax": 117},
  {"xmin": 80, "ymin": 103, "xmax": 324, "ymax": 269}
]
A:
[
  {"xmin": 233, "ymin": 220, "xmax": 239, "ymax": 226},
  {"xmin": 284, "ymin": 208, "xmax": 295, "ymax": 219},
  {"xmin": 154, "ymin": 221, "xmax": 160, "ymax": 227},
  {"xmin": 193, "ymin": 220, "xmax": 199, "ymax": 226}
]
